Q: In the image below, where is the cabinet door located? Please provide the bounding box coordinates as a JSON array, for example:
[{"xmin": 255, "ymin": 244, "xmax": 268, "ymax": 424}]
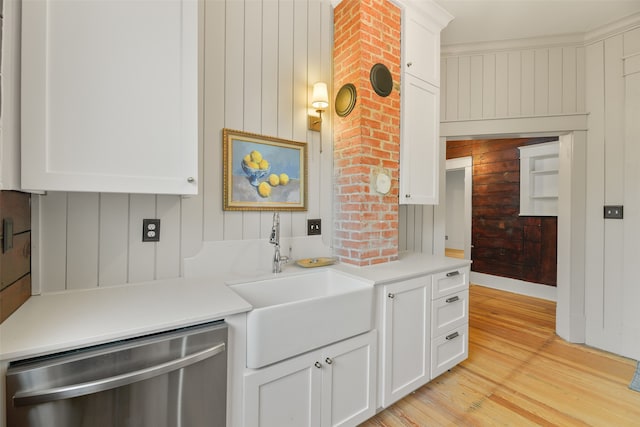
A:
[
  {"xmin": 379, "ymin": 276, "xmax": 431, "ymax": 408},
  {"xmin": 399, "ymin": 74, "xmax": 439, "ymax": 205},
  {"xmin": 244, "ymin": 351, "xmax": 322, "ymax": 427},
  {"xmin": 21, "ymin": 0, "xmax": 198, "ymax": 195},
  {"xmin": 403, "ymin": 12, "xmax": 440, "ymax": 86},
  {"xmin": 321, "ymin": 331, "xmax": 376, "ymax": 427}
]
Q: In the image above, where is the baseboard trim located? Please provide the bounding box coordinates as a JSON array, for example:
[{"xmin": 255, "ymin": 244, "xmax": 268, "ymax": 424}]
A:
[{"xmin": 470, "ymin": 272, "xmax": 557, "ymax": 301}]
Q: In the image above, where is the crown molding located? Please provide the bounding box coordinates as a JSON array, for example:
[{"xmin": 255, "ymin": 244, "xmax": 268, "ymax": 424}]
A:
[{"xmin": 441, "ymin": 11, "xmax": 640, "ymax": 56}]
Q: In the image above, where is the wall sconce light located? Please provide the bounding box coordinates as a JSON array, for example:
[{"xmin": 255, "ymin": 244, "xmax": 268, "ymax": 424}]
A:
[{"xmin": 308, "ymin": 82, "xmax": 329, "ymax": 133}]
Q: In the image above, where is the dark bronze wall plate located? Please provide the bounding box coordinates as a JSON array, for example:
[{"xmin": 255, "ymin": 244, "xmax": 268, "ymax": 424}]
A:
[
  {"xmin": 335, "ymin": 83, "xmax": 357, "ymax": 117},
  {"xmin": 370, "ymin": 63, "xmax": 393, "ymax": 97}
]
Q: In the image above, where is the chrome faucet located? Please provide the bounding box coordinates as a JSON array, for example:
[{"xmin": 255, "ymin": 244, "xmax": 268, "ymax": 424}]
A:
[{"xmin": 269, "ymin": 212, "xmax": 289, "ymax": 273}]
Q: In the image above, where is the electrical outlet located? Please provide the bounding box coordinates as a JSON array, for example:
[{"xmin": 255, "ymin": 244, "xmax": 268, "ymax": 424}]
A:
[
  {"xmin": 307, "ymin": 219, "xmax": 321, "ymax": 235},
  {"xmin": 142, "ymin": 219, "xmax": 161, "ymax": 242},
  {"xmin": 603, "ymin": 205, "xmax": 623, "ymax": 219}
]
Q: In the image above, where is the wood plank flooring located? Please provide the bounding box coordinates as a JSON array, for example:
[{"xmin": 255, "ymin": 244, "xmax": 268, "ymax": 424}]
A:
[{"xmin": 361, "ymin": 285, "xmax": 640, "ymax": 426}]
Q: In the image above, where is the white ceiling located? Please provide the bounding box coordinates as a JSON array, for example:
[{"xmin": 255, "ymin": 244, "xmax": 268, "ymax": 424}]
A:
[{"xmin": 435, "ymin": 0, "xmax": 640, "ymax": 46}]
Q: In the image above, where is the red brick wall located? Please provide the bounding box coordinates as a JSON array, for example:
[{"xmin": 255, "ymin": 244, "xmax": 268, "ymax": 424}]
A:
[{"xmin": 333, "ymin": 0, "xmax": 401, "ymax": 266}]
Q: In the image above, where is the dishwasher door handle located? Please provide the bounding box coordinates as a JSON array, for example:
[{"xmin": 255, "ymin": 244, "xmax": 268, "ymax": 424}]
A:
[{"xmin": 13, "ymin": 342, "xmax": 226, "ymax": 407}]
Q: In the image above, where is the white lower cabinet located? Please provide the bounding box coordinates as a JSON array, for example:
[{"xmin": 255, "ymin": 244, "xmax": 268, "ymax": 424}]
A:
[
  {"xmin": 243, "ymin": 331, "xmax": 377, "ymax": 427},
  {"xmin": 377, "ymin": 276, "xmax": 431, "ymax": 408},
  {"xmin": 430, "ymin": 267, "xmax": 470, "ymax": 379}
]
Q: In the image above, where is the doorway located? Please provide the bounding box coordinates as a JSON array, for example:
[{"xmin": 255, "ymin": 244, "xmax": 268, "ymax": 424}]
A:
[{"xmin": 444, "ymin": 157, "xmax": 472, "ymax": 260}]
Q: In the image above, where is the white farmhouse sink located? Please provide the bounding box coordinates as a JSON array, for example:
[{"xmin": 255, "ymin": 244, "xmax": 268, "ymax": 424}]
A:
[{"xmin": 230, "ymin": 269, "xmax": 374, "ymax": 368}]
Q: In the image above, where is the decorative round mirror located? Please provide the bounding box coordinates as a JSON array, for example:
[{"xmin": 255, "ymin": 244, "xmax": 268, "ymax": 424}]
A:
[
  {"xmin": 335, "ymin": 83, "xmax": 357, "ymax": 117},
  {"xmin": 370, "ymin": 63, "xmax": 393, "ymax": 97}
]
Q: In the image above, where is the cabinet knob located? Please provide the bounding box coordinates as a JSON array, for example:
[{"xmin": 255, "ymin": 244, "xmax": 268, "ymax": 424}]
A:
[
  {"xmin": 405, "ymin": 194, "xmax": 411, "ymax": 198},
  {"xmin": 407, "ymin": 61, "xmax": 413, "ymax": 67},
  {"xmin": 325, "ymin": 357, "xmax": 333, "ymax": 365},
  {"xmin": 388, "ymin": 293, "xmax": 395, "ymax": 299},
  {"xmin": 187, "ymin": 177, "xmax": 195, "ymax": 183},
  {"xmin": 314, "ymin": 361, "xmax": 322, "ymax": 369}
]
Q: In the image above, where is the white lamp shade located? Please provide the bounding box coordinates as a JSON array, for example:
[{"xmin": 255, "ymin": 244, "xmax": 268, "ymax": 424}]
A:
[{"xmin": 311, "ymin": 82, "xmax": 329, "ymax": 110}]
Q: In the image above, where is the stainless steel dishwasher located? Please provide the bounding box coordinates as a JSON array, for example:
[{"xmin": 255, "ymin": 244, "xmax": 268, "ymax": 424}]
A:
[{"xmin": 6, "ymin": 321, "xmax": 227, "ymax": 427}]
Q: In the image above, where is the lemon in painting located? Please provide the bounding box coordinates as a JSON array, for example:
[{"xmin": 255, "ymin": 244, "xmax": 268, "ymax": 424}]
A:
[
  {"xmin": 268, "ymin": 174, "xmax": 280, "ymax": 186},
  {"xmin": 279, "ymin": 173, "xmax": 290, "ymax": 185},
  {"xmin": 258, "ymin": 182, "xmax": 271, "ymax": 197},
  {"xmin": 243, "ymin": 154, "xmax": 252, "ymax": 165},
  {"xmin": 246, "ymin": 161, "xmax": 259, "ymax": 169},
  {"xmin": 259, "ymin": 159, "xmax": 270, "ymax": 170},
  {"xmin": 250, "ymin": 150, "xmax": 263, "ymax": 163}
]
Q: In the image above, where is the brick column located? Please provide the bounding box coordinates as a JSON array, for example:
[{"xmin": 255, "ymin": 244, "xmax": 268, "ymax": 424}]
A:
[{"xmin": 333, "ymin": 0, "xmax": 401, "ymax": 266}]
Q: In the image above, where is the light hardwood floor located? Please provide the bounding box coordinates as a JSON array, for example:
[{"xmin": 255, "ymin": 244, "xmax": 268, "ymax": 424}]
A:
[{"xmin": 361, "ymin": 285, "xmax": 640, "ymax": 426}]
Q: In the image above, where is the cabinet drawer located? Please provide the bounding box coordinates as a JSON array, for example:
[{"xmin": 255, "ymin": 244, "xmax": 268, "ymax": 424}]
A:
[
  {"xmin": 432, "ymin": 267, "xmax": 469, "ymax": 300},
  {"xmin": 431, "ymin": 290, "xmax": 468, "ymax": 338},
  {"xmin": 430, "ymin": 324, "xmax": 468, "ymax": 379}
]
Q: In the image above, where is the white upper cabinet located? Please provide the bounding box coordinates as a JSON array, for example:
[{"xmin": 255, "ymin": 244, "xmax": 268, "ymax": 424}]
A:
[
  {"xmin": 399, "ymin": 3, "xmax": 452, "ymax": 205},
  {"xmin": 403, "ymin": 13, "xmax": 440, "ymax": 86},
  {"xmin": 0, "ymin": 0, "xmax": 21, "ymax": 190},
  {"xmin": 21, "ymin": 0, "xmax": 198, "ymax": 195}
]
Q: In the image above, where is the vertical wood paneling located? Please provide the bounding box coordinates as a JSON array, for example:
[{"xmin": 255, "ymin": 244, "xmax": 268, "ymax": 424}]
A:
[
  {"xmin": 440, "ymin": 59, "xmax": 447, "ymax": 117},
  {"xmin": 623, "ymin": 27, "xmax": 640, "ymax": 55},
  {"xmin": 534, "ymin": 49, "xmax": 549, "ymax": 115},
  {"xmin": 482, "ymin": 54, "xmax": 496, "ymax": 118},
  {"xmin": 521, "ymin": 50, "xmax": 535, "ymax": 116},
  {"xmin": 127, "ymin": 195, "xmax": 156, "ymax": 283},
  {"xmin": 445, "ymin": 57, "xmax": 458, "ymax": 120},
  {"xmin": 201, "ymin": 0, "xmax": 225, "ymax": 244},
  {"xmin": 98, "ymin": 193, "xmax": 129, "ymax": 286},
  {"xmin": 457, "ymin": 56, "xmax": 471, "ymax": 119},
  {"xmin": 223, "ymin": 0, "xmax": 246, "ymax": 240},
  {"xmin": 584, "ymin": 40, "xmax": 606, "ymax": 341},
  {"xmin": 398, "ymin": 205, "xmax": 408, "ymax": 251},
  {"xmin": 469, "ymin": 55, "xmax": 483, "ymax": 119},
  {"xmin": 37, "ymin": 192, "xmax": 67, "ymax": 292},
  {"xmin": 548, "ymin": 47, "xmax": 563, "ymax": 114},
  {"xmin": 156, "ymin": 195, "xmax": 181, "ymax": 280},
  {"xmin": 507, "ymin": 51, "xmax": 521, "ymax": 116},
  {"xmin": 603, "ymin": 35, "xmax": 625, "ymax": 334},
  {"xmin": 66, "ymin": 193, "xmax": 100, "ymax": 290},
  {"xmin": 576, "ymin": 47, "xmax": 586, "ymax": 112},
  {"xmin": 562, "ymin": 47, "xmax": 577, "ymax": 113},
  {"xmin": 495, "ymin": 52, "xmax": 508, "ymax": 117},
  {"xmin": 241, "ymin": 0, "xmax": 263, "ymax": 240}
]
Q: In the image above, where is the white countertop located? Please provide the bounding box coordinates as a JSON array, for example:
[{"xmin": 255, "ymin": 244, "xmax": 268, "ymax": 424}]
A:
[
  {"xmin": 0, "ymin": 277, "xmax": 251, "ymax": 361},
  {"xmin": 0, "ymin": 252, "xmax": 469, "ymax": 362}
]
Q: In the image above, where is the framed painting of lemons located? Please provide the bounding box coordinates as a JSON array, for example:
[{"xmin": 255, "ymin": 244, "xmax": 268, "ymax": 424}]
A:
[{"xmin": 222, "ymin": 128, "xmax": 308, "ymax": 211}]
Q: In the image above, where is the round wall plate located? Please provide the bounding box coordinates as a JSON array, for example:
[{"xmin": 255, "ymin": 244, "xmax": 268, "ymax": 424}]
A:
[
  {"xmin": 370, "ymin": 63, "xmax": 393, "ymax": 97},
  {"xmin": 335, "ymin": 83, "xmax": 357, "ymax": 117}
]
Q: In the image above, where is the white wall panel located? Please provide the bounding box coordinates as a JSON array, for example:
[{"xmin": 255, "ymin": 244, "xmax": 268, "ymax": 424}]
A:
[
  {"xmin": 507, "ymin": 51, "xmax": 521, "ymax": 116},
  {"xmin": 521, "ymin": 50, "xmax": 535, "ymax": 116},
  {"xmin": 562, "ymin": 47, "xmax": 577, "ymax": 113},
  {"xmin": 482, "ymin": 53, "xmax": 496, "ymax": 117},
  {"xmin": 66, "ymin": 193, "xmax": 100, "ymax": 290},
  {"xmin": 445, "ymin": 56, "xmax": 458, "ymax": 120},
  {"xmin": 495, "ymin": 52, "xmax": 509, "ymax": 117},
  {"xmin": 469, "ymin": 55, "xmax": 483, "ymax": 119},
  {"xmin": 98, "ymin": 193, "xmax": 129, "ymax": 286},
  {"xmin": 534, "ymin": 48, "xmax": 549, "ymax": 115},
  {"xmin": 457, "ymin": 56, "xmax": 471, "ymax": 119},
  {"xmin": 548, "ymin": 47, "xmax": 563, "ymax": 114},
  {"xmin": 35, "ymin": 0, "xmax": 334, "ymax": 292}
]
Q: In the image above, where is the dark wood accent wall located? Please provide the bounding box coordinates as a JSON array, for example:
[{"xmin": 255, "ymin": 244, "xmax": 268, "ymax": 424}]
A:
[
  {"xmin": 447, "ymin": 137, "xmax": 558, "ymax": 286},
  {"xmin": 0, "ymin": 191, "xmax": 32, "ymax": 323}
]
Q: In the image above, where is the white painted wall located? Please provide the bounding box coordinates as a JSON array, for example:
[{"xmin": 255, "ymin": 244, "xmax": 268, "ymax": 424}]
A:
[
  {"xmin": 32, "ymin": 0, "xmax": 335, "ymax": 292},
  {"xmin": 444, "ymin": 169, "xmax": 464, "ymax": 250}
]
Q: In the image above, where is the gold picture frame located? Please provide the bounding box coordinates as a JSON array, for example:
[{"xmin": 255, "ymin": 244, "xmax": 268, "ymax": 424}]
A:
[{"xmin": 223, "ymin": 129, "xmax": 308, "ymax": 211}]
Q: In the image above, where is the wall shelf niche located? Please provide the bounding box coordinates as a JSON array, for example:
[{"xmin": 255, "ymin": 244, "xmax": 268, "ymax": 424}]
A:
[{"xmin": 518, "ymin": 141, "xmax": 559, "ymax": 216}]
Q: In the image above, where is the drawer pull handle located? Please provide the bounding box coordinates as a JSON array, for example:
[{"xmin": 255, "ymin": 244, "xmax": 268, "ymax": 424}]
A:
[
  {"xmin": 446, "ymin": 271, "xmax": 460, "ymax": 277},
  {"xmin": 325, "ymin": 357, "xmax": 333, "ymax": 365},
  {"xmin": 446, "ymin": 296, "xmax": 459, "ymax": 303},
  {"xmin": 446, "ymin": 332, "xmax": 460, "ymax": 341},
  {"xmin": 314, "ymin": 361, "xmax": 322, "ymax": 369},
  {"xmin": 388, "ymin": 293, "xmax": 395, "ymax": 299}
]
